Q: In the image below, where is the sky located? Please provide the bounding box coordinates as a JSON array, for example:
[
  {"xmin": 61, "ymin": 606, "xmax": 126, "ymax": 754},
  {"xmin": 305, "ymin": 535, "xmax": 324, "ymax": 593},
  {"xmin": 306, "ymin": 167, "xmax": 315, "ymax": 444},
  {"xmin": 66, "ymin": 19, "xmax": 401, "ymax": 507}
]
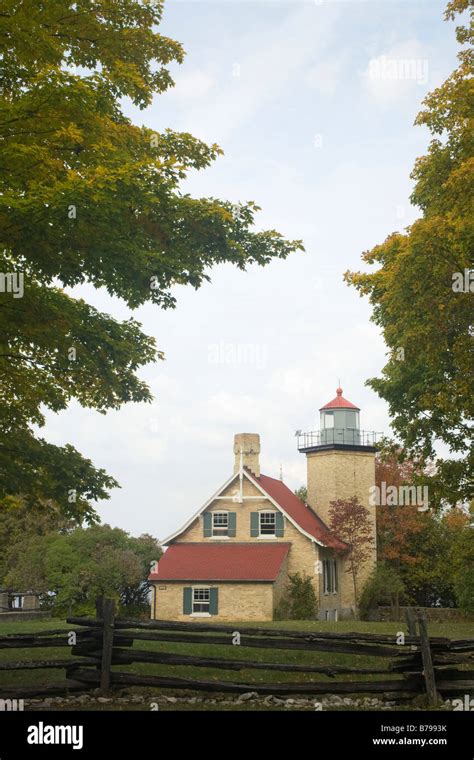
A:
[{"xmin": 43, "ymin": 0, "xmax": 460, "ymax": 541}]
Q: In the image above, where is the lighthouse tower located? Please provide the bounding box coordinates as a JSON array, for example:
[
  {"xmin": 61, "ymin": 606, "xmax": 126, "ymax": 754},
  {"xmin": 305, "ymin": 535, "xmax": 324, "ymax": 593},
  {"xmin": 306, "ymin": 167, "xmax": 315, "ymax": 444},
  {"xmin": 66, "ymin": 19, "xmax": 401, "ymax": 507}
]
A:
[{"xmin": 297, "ymin": 387, "xmax": 379, "ymax": 609}]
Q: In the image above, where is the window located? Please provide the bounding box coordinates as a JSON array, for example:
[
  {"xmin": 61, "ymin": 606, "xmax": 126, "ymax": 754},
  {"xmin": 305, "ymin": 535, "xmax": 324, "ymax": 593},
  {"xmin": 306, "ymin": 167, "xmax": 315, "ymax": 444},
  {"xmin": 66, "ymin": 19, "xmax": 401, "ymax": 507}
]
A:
[
  {"xmin": 184, "ymin": 587, "xmax": 218, "ymax": 615},
  {"xmin": 324, "ymin": 412, "xmax": 334, "ymax": 429},
  {"xmin": 212, "ymin": 511, "xmax": 229, "ymax": 536},
  {"xmin": 192, "ymin": 587, "xmax": 210, "ymax": 614},
  {"xmin": 259, "ymin": 511, "xmax": 276, "ymax": 536},
  {"xmin": 323, "ymin": 559, "xmax": 338, "ymax": 594}
]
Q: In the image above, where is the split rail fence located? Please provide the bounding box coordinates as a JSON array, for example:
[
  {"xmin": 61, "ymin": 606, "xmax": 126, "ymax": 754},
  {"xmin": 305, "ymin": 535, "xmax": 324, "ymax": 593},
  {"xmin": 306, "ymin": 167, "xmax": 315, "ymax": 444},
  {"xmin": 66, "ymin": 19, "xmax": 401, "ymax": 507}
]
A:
[{"xmin": 0, "ymin": 599, "xmax": 473, "ymax": 706}]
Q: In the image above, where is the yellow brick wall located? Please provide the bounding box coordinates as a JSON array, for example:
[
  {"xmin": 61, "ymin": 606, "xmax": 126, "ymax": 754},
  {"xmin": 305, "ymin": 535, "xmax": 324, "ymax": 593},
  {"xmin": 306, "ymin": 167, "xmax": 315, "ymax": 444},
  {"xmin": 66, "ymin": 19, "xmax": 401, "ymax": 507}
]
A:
[
  {"xmin": 306, "ymin": 449, "xmax": 377, "ymax": 614},
  {"xmin": 317, "ymin": 547, "xmax": 342, "ymax": 618},
  {"xmin": 272, "ymin": 554, "xmax": 289, "ymax": 611},
  {"xmin": 174, "ymin": 475, "xmax": 319, "ymax": 593},
  {"xmin": 151, "ymin": 582, "xmax": 274, "ymax": 622},
  {"xmin": 156, "ymin": 468, "xmax": 370, "ymax": 620}
]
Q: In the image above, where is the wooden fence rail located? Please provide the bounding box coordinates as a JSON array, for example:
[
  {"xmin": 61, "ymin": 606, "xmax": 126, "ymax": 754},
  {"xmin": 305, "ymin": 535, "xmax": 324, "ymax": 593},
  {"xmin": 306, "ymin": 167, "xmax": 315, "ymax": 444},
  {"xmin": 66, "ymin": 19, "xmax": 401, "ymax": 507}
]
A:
[{"xmin": 0, "ymin": 600, "xmax": 473, "ymax": 706}]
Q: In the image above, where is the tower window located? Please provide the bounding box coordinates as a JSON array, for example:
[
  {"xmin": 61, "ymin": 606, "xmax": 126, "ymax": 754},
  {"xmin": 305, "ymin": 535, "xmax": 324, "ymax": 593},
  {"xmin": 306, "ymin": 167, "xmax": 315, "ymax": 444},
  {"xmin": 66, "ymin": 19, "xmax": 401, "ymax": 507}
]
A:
[
  {"xmin": 323, "ymin": 559, "xmax": 338, "ymax": 594},
  {"xmin": 324, "ymin": 412, "xmax": 334, "ymax": 429}
]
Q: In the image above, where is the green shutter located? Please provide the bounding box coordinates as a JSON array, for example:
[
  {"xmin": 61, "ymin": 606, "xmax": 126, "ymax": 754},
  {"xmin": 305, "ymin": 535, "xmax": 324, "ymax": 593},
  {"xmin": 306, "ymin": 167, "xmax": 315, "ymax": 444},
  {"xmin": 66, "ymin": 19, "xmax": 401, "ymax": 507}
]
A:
[
  {"xmin": 183, "ymin": 587, "xmax": 192, "ymax": 614},
  {"xmin": 209, "ymin": 587, "xmax": 218, "ymax": 615},
  {"xmin": 228, "ymin": 512, "xmax": 236, "ymax": 537},
  {"xmin": 250, "ymin": 512, "xmax": 259, "ymax": 537},
  {"xmin": 203, "ymin": 512, "xmax": 212, "ymax": 537},
  {"xmin": 275, "ymin": 512, "xmax": 284, "ymax": 537}
]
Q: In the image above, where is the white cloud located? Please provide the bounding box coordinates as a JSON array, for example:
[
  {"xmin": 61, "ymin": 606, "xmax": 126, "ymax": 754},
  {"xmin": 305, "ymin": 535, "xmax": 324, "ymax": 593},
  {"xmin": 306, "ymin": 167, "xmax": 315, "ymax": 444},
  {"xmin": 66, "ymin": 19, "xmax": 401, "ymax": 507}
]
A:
[
  {"xmin": 170, "ymin": 69, "xmax": 215, "ymax": 100},
  {"xmin": 164, "ymin": 4, "xmax": 342, "ymax": 143},
  {"xmin": 306, "ymin": 59, "xmax": 344, "ymax": 96}
]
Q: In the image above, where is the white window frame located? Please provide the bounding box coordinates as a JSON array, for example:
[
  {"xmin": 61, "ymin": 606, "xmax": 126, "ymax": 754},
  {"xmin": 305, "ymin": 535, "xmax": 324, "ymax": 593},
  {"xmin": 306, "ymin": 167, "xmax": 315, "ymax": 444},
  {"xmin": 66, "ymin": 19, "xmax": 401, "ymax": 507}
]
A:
[
  {"xmin": 212, "ymin": 510, "xmax": 229, "ymax": 538},
  {"xmin": 259, "ymin": 510, "xmax": 277, "ymax": 538},
  {"xmin": 191, "ymin": 586, "xmax": 211, "ymax": 617}
]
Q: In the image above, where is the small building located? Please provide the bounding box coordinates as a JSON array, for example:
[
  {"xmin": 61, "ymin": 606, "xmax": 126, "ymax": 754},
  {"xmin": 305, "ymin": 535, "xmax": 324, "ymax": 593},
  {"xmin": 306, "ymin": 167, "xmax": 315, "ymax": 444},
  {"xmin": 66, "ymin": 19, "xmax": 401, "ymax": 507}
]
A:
[
  {"xmin": 149, "ymin": 388, "xmax": 379, "ymax": 622},
  {"xmin": 0, "ymin": 589, "xmax": 49, "ymax": 621}
]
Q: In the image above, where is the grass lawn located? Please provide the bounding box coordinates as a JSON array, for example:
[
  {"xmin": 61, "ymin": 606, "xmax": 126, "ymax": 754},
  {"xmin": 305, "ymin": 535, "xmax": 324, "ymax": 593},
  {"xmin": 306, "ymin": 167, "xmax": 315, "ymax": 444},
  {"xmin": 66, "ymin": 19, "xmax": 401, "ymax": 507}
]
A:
[{"xmin": 1, "ymin": 618, "xmax": 473, "ymax": 706}]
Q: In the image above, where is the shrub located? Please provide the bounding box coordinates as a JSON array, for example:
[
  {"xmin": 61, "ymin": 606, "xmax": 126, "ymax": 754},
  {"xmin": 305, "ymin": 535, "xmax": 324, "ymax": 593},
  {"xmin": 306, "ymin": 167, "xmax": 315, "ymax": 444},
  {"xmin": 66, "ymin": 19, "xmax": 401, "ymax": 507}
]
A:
[
  {"xmin": 274, "ymin": 572, "xmax": 317, "ymax": 620},
  {"xmin": 359, "ymin": 563, "xmax": 405, "ymax": 620},
  {"xmin": 454, "ymin": 565, "xmax": 474, "ymax": 616}
]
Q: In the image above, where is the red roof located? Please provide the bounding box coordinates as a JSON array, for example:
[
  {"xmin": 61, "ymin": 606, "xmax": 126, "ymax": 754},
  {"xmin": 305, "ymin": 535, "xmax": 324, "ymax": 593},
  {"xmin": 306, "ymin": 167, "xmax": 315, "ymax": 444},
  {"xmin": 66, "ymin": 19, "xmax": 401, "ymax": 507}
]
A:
[
  {"xmin": 252, "ymin": 470, "xmax": 348, "ymax": 551},
  {"xmin": 149, "ymin": 542, "xmax": 291, "ymax": 582},
  {"xmin": 319, "ymin": 387, "xmax": 359, "ymax": 411}
]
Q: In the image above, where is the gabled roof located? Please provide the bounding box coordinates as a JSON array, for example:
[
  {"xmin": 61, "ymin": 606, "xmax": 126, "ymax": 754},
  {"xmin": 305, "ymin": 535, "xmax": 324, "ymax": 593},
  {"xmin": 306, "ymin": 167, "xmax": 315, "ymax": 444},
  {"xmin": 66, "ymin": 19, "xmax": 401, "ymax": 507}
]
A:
[
  {"xmin": 320, "ymin": 387, "xmax": 360, "ymax": 411},
  {"xmin": 250, "ymin": 470, "xmax": 347, "ymax": 552},
  {"xmin": 162, "ymin": 467, "xmax": 347, "ymax": 551},
  {"xmin": 148, "ymin": 542, "xmax": 291, "ymax": 582}
]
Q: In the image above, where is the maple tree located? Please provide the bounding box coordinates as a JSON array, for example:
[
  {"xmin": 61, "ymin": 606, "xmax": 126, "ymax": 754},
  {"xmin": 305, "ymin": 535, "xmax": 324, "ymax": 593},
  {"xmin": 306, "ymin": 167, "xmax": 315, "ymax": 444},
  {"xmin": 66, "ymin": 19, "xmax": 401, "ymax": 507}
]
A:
[
  {"xmin": 328, "ymin": 497, "xmax": 375, "ymax": 619},
  {"xmin": 5, "ymin": 524, "xmax": 160, "ymax": 616},
  {"xmin": 0, "ymin": 1, "xmax": 302, "ymax": 521},
  {"xmin": 375, "ymin": 443, "xmax": 427, "ymax": 571},
  {"xmin": 345, "ymin": 0, "xmax": 473, "ymax": 504}
]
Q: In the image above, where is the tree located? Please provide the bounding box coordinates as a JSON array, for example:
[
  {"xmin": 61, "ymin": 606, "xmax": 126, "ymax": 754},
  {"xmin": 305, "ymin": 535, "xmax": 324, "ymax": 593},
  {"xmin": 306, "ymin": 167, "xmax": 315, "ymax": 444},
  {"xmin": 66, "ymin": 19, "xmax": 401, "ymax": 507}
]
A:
[
  {"xmin": 275, "ymin": 572, "xmax": 317, "ymax": 620},
  {"xmin": 375, "ymin": 440, "xmax": 428, "ymax": 608},
  {"xmin": 5, "ymin": 524, "xmax": 161, "ymax": 616},
  {"xmin": 443, "ymin": 503, "xmax": 474, "ymax": 614},
  {"xmin": 345, "ymin": 0, "xmax": 473, "ymax": 505},
  {"xmin": 328, "ymin": 497, "xmax": 375, "ymax": 619},
  {"xmin": 373, "ymin": 441, "xmax": 473, "ymax": 609},
  {"xmin": 0, "ymin": 497, "xmax": 76, "ymax": 584},
  {"xmin": 294, "ymin": 486, "xmax": 308, "ymax": 502},
  {"xmin": 0, "ymin": 1, "xmax": 303, "ymax": 521},
  {"xmin": 359, "ymin": 563, "xmax": 406, "ymax": 621}
]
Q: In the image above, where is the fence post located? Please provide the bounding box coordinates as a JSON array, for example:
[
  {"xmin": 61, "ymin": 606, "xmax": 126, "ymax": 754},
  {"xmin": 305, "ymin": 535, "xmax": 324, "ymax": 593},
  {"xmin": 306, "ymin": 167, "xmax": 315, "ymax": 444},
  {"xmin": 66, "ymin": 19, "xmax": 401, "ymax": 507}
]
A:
[
  {"xmin": 100, "ymin": 598, "xmax": 115, "ymax": 694},
  {"xmin": 416, "ymin": 610, "xmax": 439, "ymax": 705},
  {"xmin": 95, "ymin": 596, "xmax": 104, "ymax": 620},
  {"xmin": 405, "ymin": 607, "xmax": 418, "ymax": 637}
]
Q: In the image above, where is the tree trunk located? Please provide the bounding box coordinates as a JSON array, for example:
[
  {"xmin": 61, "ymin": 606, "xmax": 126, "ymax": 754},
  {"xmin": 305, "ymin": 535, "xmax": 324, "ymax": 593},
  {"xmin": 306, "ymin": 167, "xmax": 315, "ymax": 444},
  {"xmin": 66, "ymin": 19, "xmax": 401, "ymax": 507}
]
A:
[
  {"xmin": 352, "ymin": 564, "xmax": 359, "ymax": 620},
  {"xmin": 394, "ymin": 590, "xmax": 400, "ymax": 621}
]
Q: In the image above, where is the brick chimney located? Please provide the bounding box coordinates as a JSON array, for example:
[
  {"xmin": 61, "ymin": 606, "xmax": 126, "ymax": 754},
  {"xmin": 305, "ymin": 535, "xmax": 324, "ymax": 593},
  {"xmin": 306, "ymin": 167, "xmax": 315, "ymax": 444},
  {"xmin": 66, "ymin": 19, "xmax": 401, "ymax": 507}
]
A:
[{"xmin": 233, "ymin": 433, "xmax": 260, "ymax": 477}]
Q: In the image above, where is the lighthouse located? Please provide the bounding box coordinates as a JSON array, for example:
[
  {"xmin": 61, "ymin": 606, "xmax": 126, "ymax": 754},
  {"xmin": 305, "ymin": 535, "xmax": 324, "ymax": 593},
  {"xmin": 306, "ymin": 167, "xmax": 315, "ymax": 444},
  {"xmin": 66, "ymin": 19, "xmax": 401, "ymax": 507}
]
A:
[{"xmin": 297, "ymin": 387, "xmax": 380, "ymax": 605}]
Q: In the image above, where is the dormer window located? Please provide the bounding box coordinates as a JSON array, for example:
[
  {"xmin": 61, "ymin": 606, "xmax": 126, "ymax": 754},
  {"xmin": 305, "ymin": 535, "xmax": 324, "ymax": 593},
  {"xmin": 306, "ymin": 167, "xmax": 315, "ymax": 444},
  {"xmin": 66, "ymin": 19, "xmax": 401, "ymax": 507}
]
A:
[
  {"xmin": 250, "ymin": 510, "xmax": 284, "ymax": 538},
  {"xmin": 212, "ymin": 512, "xmax": 229, "ymax": 536},
  {"xmin": 203, "ymin": 511, "xmax": 236, "ymax": 538},
  {"xmin": 259, "ymin": 511, "xmax": 276, "ymax": 536}
]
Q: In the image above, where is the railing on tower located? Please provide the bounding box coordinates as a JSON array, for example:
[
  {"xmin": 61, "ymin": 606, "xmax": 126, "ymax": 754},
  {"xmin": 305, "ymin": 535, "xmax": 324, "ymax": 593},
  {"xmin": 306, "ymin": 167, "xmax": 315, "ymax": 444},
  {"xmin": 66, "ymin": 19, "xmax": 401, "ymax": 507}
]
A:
[{"xmin": 296, "ymin": 429, "xmax": 382, "ymax": 450}]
